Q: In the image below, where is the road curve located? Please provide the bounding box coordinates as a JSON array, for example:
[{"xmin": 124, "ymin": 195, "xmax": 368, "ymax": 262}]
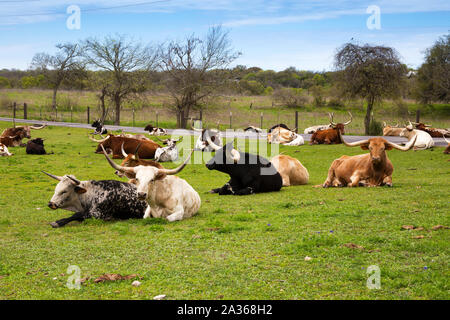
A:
[{"xmin": 1, "ymin": 117, "xmax": 448, "ymax": 147}]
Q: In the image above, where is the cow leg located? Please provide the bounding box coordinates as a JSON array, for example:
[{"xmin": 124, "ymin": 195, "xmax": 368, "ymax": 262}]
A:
[
  {"xmin": 51, "ymin": 212, "xmax": 85, "ymax": 228},
  {"xmin": 143, "ymin": 205, "xmax": 152, "ymax": 219},
  {"xmin": 166, "ymin": 206, "xmax": 184, "ymax": 222},
  {"xmin": 382, "ymin": 176, "xmax": 393, "ymax": 187},
  {"xmin": 323, "ymin": 160, "xmax": 339, "ymax": 187},
  {"xmin": 348, "ymin": 173, "xmax": 361, "ymax": 187},
  {"xmin": 233, "ymin": 186, "xmax": 255, "ymax": 196}
]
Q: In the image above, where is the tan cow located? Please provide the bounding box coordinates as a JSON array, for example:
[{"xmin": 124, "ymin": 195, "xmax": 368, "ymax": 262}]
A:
[
  {"xmin": 271, "ymin": 155, "xmax": 309, "ymax": 186},
  {"xmin": 382, "ymin": 122, "xmax": 404, "ymax": 136},
  {"xmin": 322, "ymin": 132, "xmax": 417, "ymax": 188}
]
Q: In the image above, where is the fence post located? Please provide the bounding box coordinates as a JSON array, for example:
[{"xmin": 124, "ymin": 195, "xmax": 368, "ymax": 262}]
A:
[
  {"xmin": 13, "ymin": 102, "xmax": 16, "ymax": 127},
  {"xmin": 55, "ymin": 106, "xmax": 57, "ymax": 122},
  {"xmin": 416, "ymin": 109, "xmax": 420, "ymax": 123},
  {"xmin": 260, "ymin": 112, "xmax": 263, "ymax": 129},
  {"xmin": 24, "ymin": 103, "xmax": 27, "ymax": 119},
  {"xmin": 295, "ymin": 111, "xmax": 298, "ymax": 133},
  {"xmin": 132, "ymin": 108, "xmax": 135, "ymax": 127},
  {"xmin": 70, "ymin": 106, "xmax": 73, "ymax": 123},
  {"xmin": 87, "ymin": 107, "xmax": 90, "ymax": 124},
  {"xmin": 229, "ymin": 111, "xmax": 232, "ymax": 129},
  {"xmin": 40, "ymin": 107, "xmax": 42, "ymax": 120},
  {"xmin": 199, "ymin": 109, "xmax": 203, "ymax": 121},
  {"xmin": 156, "ymin": 111, "xmax": 159, "ymax": 127}
]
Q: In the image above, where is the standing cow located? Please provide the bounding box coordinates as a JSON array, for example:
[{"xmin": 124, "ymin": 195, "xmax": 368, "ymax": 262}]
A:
[
  {"xmin": 310, "ymin": 112, "xmax": 352, "ymax": 145},
  {"xmin": 43, "ymin": 172, "xmax": 148, "ymax": 228}
]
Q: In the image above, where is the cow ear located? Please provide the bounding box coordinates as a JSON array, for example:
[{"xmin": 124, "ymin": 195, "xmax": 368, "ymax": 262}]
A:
[
  {"xmin": 74, "ymin": 186, "xmax": 87, "ymax": 194},
  {"xmin": 384, "ymin": 143, "xmax": 393, "ymax": 150},
  {"xmin": 360, "ymin": 143, "xmax": 369, "ymax": 150},
  {"xmin": 155, "ymin": 171, "xmax": 166, "ymax": 180}
]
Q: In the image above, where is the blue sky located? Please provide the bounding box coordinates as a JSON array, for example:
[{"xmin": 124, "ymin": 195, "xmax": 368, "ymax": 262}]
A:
[{"xmin": 0, "ymin": 0, "xmax": 449, "ymax": 71}]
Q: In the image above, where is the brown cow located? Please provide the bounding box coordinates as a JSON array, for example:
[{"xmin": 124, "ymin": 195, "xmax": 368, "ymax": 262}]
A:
[
  {"xmin": 1, "ymin": 124, "xmax": 46, "ymax": 147},
  {"xmin": 412, "ymin": 122, "xmax": 450, "ymax": 138},
  {"xmin": 382, "ymin": 122, "xmax": 404, "ymax": 136},
  {"xmin": 310, "ymin": 112, "xmax": 352, "ymax": 145},
  {"xmin": 90, "ymin": 135, "xmax": 161, "ymax": 159},
  {"xmin": 271, "ymin": 154, "xmax": 309, "ymax": 186},
  {"xmin": 322, "ymin": 132, "xmax": 416, "ymax": 188},
  {"xmin": 115, "ymin": 143, "xmax": 164, "ymax": 179}
]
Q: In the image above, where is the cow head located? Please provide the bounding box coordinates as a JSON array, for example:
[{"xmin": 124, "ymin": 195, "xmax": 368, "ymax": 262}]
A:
[
  {"xmin": 30, "ymin": 138, "xmax": 44, "ymax": 146},
  {"xmin": 90, "ymin": 135, "xmax": 112, "ymax": 152},
  {"xmin": 92, "ymin": 119, "xmax": 102, "ymax": 128},
  {"xmin": 340, "ymin": 132, "xmax": 417, "ymax": 165},
  {"xmin": 399, "ymin": 122, "xmax": 416, "ymax": 139},
  {"xmin": 329, "ymin": 112, "xmax": 352, "ymax": 134},
  {"xmin": 101, "ymin": 145, "xmax": 193, "ymax": 200},
  {"xmin": 42, "ymin": 172, "xmax": 86, "ymax": 212},
  {"xmin": 144, "ymin": 124, "xmax": 155, "ymax": 132}
]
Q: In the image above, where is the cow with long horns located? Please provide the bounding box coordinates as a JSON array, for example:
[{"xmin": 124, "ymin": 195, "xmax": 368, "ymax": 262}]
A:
[
  {"xmin": 382, "ymin": 122, "xmax": 404, "ymax": 136},
  {"xmin": 304, "ymin": 124, "xmax": 332, "ymax": 134},
  {"xmin": 116, "ymin": 142, "xmax": 164, "ymax": 180},
  {"xmin": 322, "ymin": 132, "xmax": 417, "ymax": 188},
  {"xmin": 43, "ymin": 171, "xmax": 148, "ymax": 228},
  {"xmin": 89, "ymin": 134, "xmax": 161, "ymax": 159},
  {"xmin": 192, "ymin": 121, "xmax": 222, "ymax": 152},
  {"xmin": 205, "ymin": 135, "xmax": 283, "ymax": 195},
  {"xmin": 310, "ymin": 112, "xmax": 352, "ymax": 145},
  {"xmin": 102, "ymin": 145, "xmax": 200, "ymax": 222},
  {"xmin": 399, "ymin": 122, "xmax": 434, "ymax": 150},
  {"xmin": 411, "ymin": 122, "xmax": 450, "ymax": 138},
  {"xmin": 1, "ymin": 124, "xmax": 46, "ymax": 147}
]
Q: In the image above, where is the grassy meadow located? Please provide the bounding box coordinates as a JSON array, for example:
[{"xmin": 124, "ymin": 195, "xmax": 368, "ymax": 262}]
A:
[
  {"xmin": 1, "ymin": 89, "xmax": 449, "ymax": 135},
  {"xmin": 0, "ymin": 122, "xmax": 449, "ymax": 299}
]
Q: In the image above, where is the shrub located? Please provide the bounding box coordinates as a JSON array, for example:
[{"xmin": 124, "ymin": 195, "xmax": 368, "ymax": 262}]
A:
[
  {"xmin": 273, "ymin": 88, "xmax": 309, "ymax": 108},
  {"xmin": 0, "ymin": 76, "xmax": 11, "ymax": 89},
  {"xmin": 263, "ymin": 86, "xmax": 274, "ymax": 95},
  {"xmin": 238, "ymin": 80, "xmax": 265, "ymax": 95},
  {"xmin": 369, "ymin": 119, "xmax": 383, "ymax": 136},
  {"xmin": 394, "ymin": 99, "xmax": 409, "ymax": 117}
]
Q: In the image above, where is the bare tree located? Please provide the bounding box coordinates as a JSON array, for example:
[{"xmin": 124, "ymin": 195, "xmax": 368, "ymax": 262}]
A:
[
  {"xmin": 82, "ymin": 35, "xmax": 157, "ymax": 125},
  {"xmin": 31, "ymin": 43, "xmax": 83, "ymax": 114},
  {"xmin": 334, "ymin": 43, "xmax": 406, "ymax": 135},
  {"xmin": 158, "ymin": 26, "xmax": 241, "ymax": 128}
]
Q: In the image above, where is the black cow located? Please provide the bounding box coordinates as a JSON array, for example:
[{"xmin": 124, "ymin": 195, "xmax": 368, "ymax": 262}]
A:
[
  {"xmin": 42, "ymin": 172, "xmax": 147, "ymax": 228},
  {"xmin": 26, "ymin": 138, "xmax": 47, "ymax": 154},
  {"xmin": 92, "ymin": 119, "xmax": 108, "ymax": 135},
  {"xmin": 268, "ymin": 123, "xmax": 291, "ymax": 133},
  {"xmin": 205, "ymin": 141, "xmax": 282, "ymax": 196}
]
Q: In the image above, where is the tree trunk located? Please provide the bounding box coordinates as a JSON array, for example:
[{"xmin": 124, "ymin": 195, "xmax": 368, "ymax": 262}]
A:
[
  {"xmin": 52, "ymin": 87, "xmax": 58, "ymax": 112},
  {"xmin": 114, "ymin": 95, "xmax": 121, "ymax": 126},
  {"xmin": 364, "ymin": 96, "xmax": 374, "ymax": 135},
  {"xmin": 99, "ymin": 90, "xmax": 107, "ymax": 123}
]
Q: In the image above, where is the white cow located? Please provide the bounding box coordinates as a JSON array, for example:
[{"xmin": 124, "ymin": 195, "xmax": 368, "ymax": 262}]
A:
[
  {"xmin": 304, "ymin": 124, "xmax": 331, "ymax": 134},
  {"xmin": 0, "ymin": 143, "xmax": 12, "ymax": 156},
  {"xmin": 102, "ymin": 146, "xmax": 200, "ymax": 222},
  {"xmin": 154, "ymin": 137, "xmax": 183, "ymax": 162},
  {"xmin": 269, "ymin": 127, "xmax": 304, "ymax": 146},
  {"xmin": 400, "ymin": 123, "xmax": 434, "ymax": 150},
  {"xmin": 193, "ymin": 128, "xmax": 222, "ymax": 152}
]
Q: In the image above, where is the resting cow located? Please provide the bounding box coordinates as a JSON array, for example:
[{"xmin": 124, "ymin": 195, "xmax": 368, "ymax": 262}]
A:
[
  {"xmin": 26, "ymin": 138, "xmax": 47, "ymax": 155},
  {"xmin": 90, "ymin": 134, "xmax": 161, "ymax": 159},
  {"xmin": 91, "ymin": 120, "xmax": 107, "ymax": 135},
  {"xmin": 0, "ymin": 143, "xmax": 12, "ymax": 156},
  {"xmin": 382, "ymin": 122, "xmax": 404, "ymax": 136},
  {"xmin": 205, "ymin": 136, "xmax": 282, "ymax": 195},
  {"xmin": 1, "ymin": 124, "xmax": 46, "ymax": 147},
  {"xmin": 43, "ymin": 172, "xmax": 147, "ymax": 228},
  {"xmin": 399, "ymin": 123, "xmax": 434, "ymax": 150},
  {"xmin": 304, "ymin": 124, "xmax": 331, "ymax": 134},
  {"xmin": 102, "ymin": 146, "xmax": 200, "ymax": 222},
  {"xmin": 271, "ymin": 155, "xmax": 309, "ymax": 186},
  {"xmin": 322, "ymin": 132, "xmax": 417, "ymax": 188},
  {"xmin": 411, "ymin": 122, "xmax": 450, "ymax": 138},
  {"xmin": 310, "ymin": 112, "xmax": 352, "ymax": 145},
  {"xmin": 192, "ymin": 125, "xmax": 223, "ymax": 152}
]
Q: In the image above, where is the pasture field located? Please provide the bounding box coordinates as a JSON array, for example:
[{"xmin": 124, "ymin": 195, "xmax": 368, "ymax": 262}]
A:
[
  {"xmin": 1, "ymin": 89, "xmax": 450, "ymax": 135},
  {"xmin": 0, "ymin": 122, "xmax": 449, "ymax": 300}
]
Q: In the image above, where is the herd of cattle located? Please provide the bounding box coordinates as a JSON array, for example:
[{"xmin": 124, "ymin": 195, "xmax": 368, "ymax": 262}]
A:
[{"xmin": 0, "ymin": 115, "xmax": 448, "ymax": 228}]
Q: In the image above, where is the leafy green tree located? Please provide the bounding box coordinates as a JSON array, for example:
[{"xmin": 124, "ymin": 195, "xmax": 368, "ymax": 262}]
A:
[{"xmin": 0, "ymin": 76, "xmax": 11, "ymax": 88}]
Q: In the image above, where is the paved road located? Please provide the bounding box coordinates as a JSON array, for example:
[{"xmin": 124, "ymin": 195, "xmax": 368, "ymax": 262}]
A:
[{"xmin": 1, "ymin": 117, "xmax": 448, "ymax": 147}]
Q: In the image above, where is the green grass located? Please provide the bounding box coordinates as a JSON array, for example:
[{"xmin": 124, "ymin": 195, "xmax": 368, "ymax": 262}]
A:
[{"xmin": 0, "ymin": 122, "xmax": 449, "ymax": 300}]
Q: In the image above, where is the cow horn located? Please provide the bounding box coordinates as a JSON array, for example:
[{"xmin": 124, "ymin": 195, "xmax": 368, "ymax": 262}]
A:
[
  {"xmin": 121, "ymin": 142, "xmax": 128, "ymax": 158},
  {"xmin": 89, "ymin": 135, "xmax": 110, "ymax": 143},
  {"xmin": 42, "ymin": 171, "xmax": 62, "ymax": 181},
  {"xmin": 225, "ymin": 144, "xmax": 240, "ymax": 163},
  {"xmin": 339, "ymin": 131, "xmax": 369, "ymax": 147},
  {"xmin": 393, "ymin": 122, "xmax": 399, "ymax": 128},
  {"xmin": 443, "ymin": 135, "xmax": 450, "ymax": 144},
  {"xmin": 30, "ymin": 124, "xmax": 46, "ymax": 130},
  {"xmin": 343, "ymin": 111, "xmax": 353, "ymax": 125},
  {"xmin": 406, "ymin": 121, "xmax": 414, "ymax": 130},
  {"xmin": 385, "ymin": 133, "xmax": 417, "ymax": 151},
  {"xmin": 158, "ymin": 149, "xmax": 194, "ymax": 175},
  {"xmin": 101, "ymin": 145, "xmax": 135, "ymax": 175},
  {"xmin": 328, "ymin": 112, "xmax": 337, "ymax": 126},
  {"xmin": 67, "ymin": 175, "xmax": 81, "ymax": 185},
  {"xmin": 205, "ymin": 132, "xmax": 221, "ymax": 151},
  {"xmin": 424, "ymin": 124, "xmax": 432, "ymax": 127},
  {"xmin": 134, "ymin": 143, "xmax": 142, "ymax": 161},
  {"xmin": 192, "ymin": 126, "xmax": 203, "ymax": 132},
  {"xmin": 382, "ymin": 121, "xmax": 387, "ymax": 128}
]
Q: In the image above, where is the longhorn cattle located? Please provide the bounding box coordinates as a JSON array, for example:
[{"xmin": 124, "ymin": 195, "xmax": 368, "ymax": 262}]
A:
[
  {"xmin": 43, "ymin": 171, "xmax": 148, "ymax": 228},
  {"xmin": 0, "ymin": 143, "xmax": 12, "ymax": 156},
  {"xmin": 153, "ymin": 137, "xmax": 183, "ymax": 162},
  {"xmin": 118, "ymin": 133, "xmax": 151, "ymax": 141},
  {"xmin": 443, "ymin": 136, "xmax": 450, "ymax": 154},
  {"xmin": 304, "ymin": 124, "xmax": 332, "ymax": 134},
  {"xmin": 399, "ymin": 123, "xmax": 434, "ymax": 150},
  {"xmin": 411, "ymin": 122, "xmax": 450, "ymax": 138},
  {"xmin": 0, "ymin": 124, "xmax": 46, "ymax": 147},
  {"xmin": 102, "ymin": 145, "xmax": 200, "ymax": 222},
  {"xmin": 268, "ymin": 126, "xmax": 304, "ymax": 146},
  {"xmin": 26, "ymin": 138, "xmax": 47, "ymax": 155},
  {"xmin": 322, "ymin": 132, "xmax": 417, "ymax": 188},
  {"xmin": 90, "ymin": 135, "xmax": 161, "ymax": 159},
  {"xmin": 271, "ymin": 155, "xmax": 309, "ymax": 186},
  {"xmin": 144, "ymin": 124, "xmax": 167, "ymax": 136},
  {"xmin": 382, "ymin": 122, "xmax": 404, "ymax": 136},
  {"xmin": 310, "ymin": 112, "xmax": 352, "ymax": 145},
  {"xmin": 116, "ymin": 143, "xmax": 164, "ymax": 179},
  {"xmin": 244, "ymin": 126, "xmax": 264, "ymax": 134},
  {"xmin": 91, "ymin": 120, "xmax": 108, "ymax": 135},
  {"xmin": 192, "ymin": 124, "xmax": 223, "ymax": 152},
  {"xmin": 205, "ymin": 137, "xmax": 282, "ymax": 195}
]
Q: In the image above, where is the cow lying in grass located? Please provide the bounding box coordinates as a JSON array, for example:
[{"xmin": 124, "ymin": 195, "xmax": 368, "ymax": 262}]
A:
[
  {"xmin": 43, "ymin": 171, "xmax": 147, "ymax": 228},
  {"xmin": 102, "ymin": 145, "xmax": 200, "ymax": 222},
  {"xmin": 271, "ymin": 155, "xmax": 309, "ymax": 186}
]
